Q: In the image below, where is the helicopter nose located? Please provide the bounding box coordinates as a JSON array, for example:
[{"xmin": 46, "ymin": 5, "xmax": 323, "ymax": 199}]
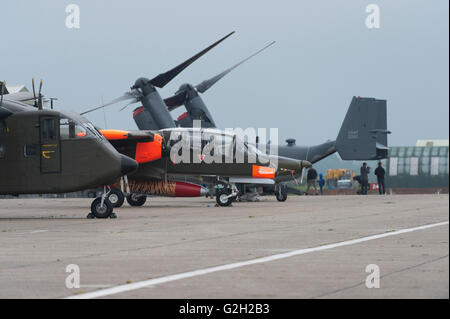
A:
[{"xmin": 120, "ymin": 154, "xmax": 138, "ymax": 175}]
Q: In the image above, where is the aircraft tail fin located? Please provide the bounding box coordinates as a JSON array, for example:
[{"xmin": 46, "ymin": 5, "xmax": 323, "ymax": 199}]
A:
[{"xmin": 335, "ymin": 96, "xmax": 390, "ymax": 160}]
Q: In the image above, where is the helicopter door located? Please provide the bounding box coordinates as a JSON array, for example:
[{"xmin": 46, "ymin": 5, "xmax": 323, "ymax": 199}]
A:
[{"xmin": 40, "ymin": 116, "xmax": 61, "ymax": 173}]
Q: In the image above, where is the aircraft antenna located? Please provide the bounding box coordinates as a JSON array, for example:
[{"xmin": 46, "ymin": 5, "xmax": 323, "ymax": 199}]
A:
[{"xmin": 49, "ymin": 98, "xmax": 58, "ymax": 110}]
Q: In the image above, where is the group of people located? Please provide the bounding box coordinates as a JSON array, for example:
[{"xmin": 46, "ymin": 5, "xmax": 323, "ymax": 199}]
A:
[
  {"xmin": 305, "ymin": 167, "xmax": 325, "ymax": 195},
  {"xmin": 359, "ymin": 162, "xmax": 386, "ymax": 195},
  {"xmin": 305, "ymin": 161, "xmax": 386, "ymax": 196}
]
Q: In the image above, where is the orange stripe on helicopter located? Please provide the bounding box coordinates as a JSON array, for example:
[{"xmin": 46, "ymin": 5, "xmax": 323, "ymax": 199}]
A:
[
  {"xmin": 100, "ymin": 129, "xmax": 129, "ymax": 140},
  {"xmin": 252, "ymin": 165, "xmax": 276, "ymax": 179}
]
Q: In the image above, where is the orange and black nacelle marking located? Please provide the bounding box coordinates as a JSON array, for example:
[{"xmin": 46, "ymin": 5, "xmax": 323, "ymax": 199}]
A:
[
  {"xmin": 100, "ymin": 129, "xmax": 163, "ymax": 164},
  {"xmin": 134, "ymin": 134, "xmax": 162, "ymax": 163},
  {"xmin": 133, "ymin": 107, "xmax": 145, "ymax": 118},
  {"xmin": 100, "ymin": 130, "xmax": 129, "ymax": 140}
]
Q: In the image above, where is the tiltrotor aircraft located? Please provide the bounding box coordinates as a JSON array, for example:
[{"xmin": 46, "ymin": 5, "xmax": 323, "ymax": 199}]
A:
[
  {"xmin": 131, "ymin": 42, "xmax": 390, "ymax": 202},
  {"xmin": 82, "ymin": 33, "xmax": 311, "ymax": 207}
]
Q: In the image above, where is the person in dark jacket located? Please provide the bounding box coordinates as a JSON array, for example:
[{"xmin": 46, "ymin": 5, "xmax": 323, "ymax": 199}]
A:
[
  {"xmin": 374, "ymin": 161, "xmax": 386, "ymax": 195},
  {"xmin": 360, "ymin": 163, "xmax": 370, "ymax": 195},
  {"xmin": 306, "ymin": 167, "xmax": 318, "ymax": 195}
]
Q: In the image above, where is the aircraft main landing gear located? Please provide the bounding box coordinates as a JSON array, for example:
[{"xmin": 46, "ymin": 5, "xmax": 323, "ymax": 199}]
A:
[
  {"xmin": 126, "ymin": 194, "xmax": 147, "ymax": 207},
  {"xmin": 107, "ymin": 188, "xmax": 125, "ymax": 208},
  {"xmin": 216, "ymin": 183, "xmax": 238, "ymax": 207},
  {"xmin": 87, "ymin": 186, "xmax": 116, "ymax": 219},
  {"xmin": 275, "ymin": 183, "xmax": 288, "ymax": 202}
]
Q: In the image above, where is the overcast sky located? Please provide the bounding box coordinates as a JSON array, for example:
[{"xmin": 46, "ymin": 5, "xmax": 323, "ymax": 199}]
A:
[{"xmin": 1, "ymin": 0, "xmax": 448, "ymax": 146}]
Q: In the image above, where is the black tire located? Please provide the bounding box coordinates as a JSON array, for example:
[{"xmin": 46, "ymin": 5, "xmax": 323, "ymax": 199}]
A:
[
  {"xmin": 276, "ymin": 184, "xmax": 288, "ymax": 202},
  {"xmin": 126, "ymin": 194, "xmax": 147, "ymax": 207},
  {"xmin": 216, "ymin": 189, "xmax": 233, "ymax": 207},
  {"xmin": 107, "ymin": 188, "xmax": 125, "ymax": 208},
  {"xmin": 91, "ymin": 197, "xmax": 113, "ymax": 219}
]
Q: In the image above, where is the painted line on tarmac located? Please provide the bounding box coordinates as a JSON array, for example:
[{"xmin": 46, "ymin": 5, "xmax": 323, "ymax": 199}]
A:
[
  {"xmin": 65, "ymin": 220, "xmax": 449, "ymax": 299},
  {"xmin": 29, "ymin": 230, "xmax": 48, "ymax": 234}
]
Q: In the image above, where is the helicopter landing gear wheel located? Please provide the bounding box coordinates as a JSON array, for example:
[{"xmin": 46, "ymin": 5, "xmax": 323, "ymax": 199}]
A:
[
  {"xmin": 276, "ymin": 184, "xmax": 288, "ymax": 202},
  {"xmin": 90, "ymin": 197, "xmax": 114, "ymax": 219},
  {"xmin": 216, "ymin": 189, "xmax": 233, "ymax": 207},
  {"xmin": 126, "ymin": 194, "xmax": 147, "ymax": 207},
  {"xmin": 107, "ymin": 188, "xmax": 125, "ymax": 208}
]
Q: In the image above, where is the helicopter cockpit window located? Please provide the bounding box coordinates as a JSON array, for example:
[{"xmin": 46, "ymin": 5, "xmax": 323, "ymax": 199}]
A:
[
  {"xmin": 41, "ymin": 118, "xmax": 56, "ymax": 140},
  {"xmin": 83, "ymin": 122, "xmax": 104, "ymax": 139},
  {"xmin": 60, "ymin": 118, "xmax": 88, "ymax": 139}
]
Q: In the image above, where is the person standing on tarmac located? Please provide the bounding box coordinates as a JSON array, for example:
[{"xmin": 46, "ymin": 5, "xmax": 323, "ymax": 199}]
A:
[
  {"xmin": 374, "ymin": 161, "xmax": 386, "ymax": 195},
  {"xmin": 360, "ymin": 162, "xmax": 370, "ymax": 195},
  {"xmin": 317, "ymin": 173, "xmax": 325, "ymax": 195},
  {"xmin": 306, "ymin": 167, "xmax": 319, "ymax": 195}
]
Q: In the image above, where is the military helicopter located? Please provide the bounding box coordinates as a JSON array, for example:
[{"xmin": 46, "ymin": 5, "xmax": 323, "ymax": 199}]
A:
[
  {"xmin": 0, "ymin": 79, "xmax": 144, "ymax": 218},
  {"xmin": 81, "ymin": 33, "xmax": 311, "ymax": 207}
]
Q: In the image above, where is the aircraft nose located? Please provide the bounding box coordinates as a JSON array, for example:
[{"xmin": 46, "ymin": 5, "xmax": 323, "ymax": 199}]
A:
[{"xmin": 120, "ymin": 154, "xmax": 138, "ymax": 175}]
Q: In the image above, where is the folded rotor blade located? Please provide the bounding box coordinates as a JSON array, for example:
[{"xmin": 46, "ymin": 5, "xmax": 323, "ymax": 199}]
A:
[
  {"xmin": 38, "ymin": 79, "xmax": 43, "ymax": 96},
  {"xmin": 196, "ymin": 41, "xmax": 275, "ymax": 94},
  {"xmin": 31, "ymin": 78, "xmax": 37, "ymax": 106},
  {"xmin": 37, "ymin": 79, "xmax": 44, "ymax": 110},
  {"xmin": 81, "ymin": 90, "xmax": 140, "ymax": 115},
  {"xmin": 149, "ymin": 31, "xmax": 235, "ymax": 88},
  {"xmin": 119, "ymin": 99, "xmax": 140, "ymax": 112}
]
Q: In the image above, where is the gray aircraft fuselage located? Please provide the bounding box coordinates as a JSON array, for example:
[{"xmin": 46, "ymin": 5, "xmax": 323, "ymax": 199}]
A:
[{"xmin": 105, "ymin": 128, "xmax": 310, "ymax": 182}]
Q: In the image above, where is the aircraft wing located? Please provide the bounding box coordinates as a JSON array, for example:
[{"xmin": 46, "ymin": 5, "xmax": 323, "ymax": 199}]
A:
[
  {"xmin": 229, "ymin": 177, "xmax": 275, "ymax": 185},
  {"xmin": 101, "ymin": 129, "xmax": 157, "ymax": 142}
]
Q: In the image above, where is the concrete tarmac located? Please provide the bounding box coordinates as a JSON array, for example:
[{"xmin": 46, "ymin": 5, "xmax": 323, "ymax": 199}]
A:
[{"xmin": 0, "ymin": 194, "xmax": 448, "ymax": 299}]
